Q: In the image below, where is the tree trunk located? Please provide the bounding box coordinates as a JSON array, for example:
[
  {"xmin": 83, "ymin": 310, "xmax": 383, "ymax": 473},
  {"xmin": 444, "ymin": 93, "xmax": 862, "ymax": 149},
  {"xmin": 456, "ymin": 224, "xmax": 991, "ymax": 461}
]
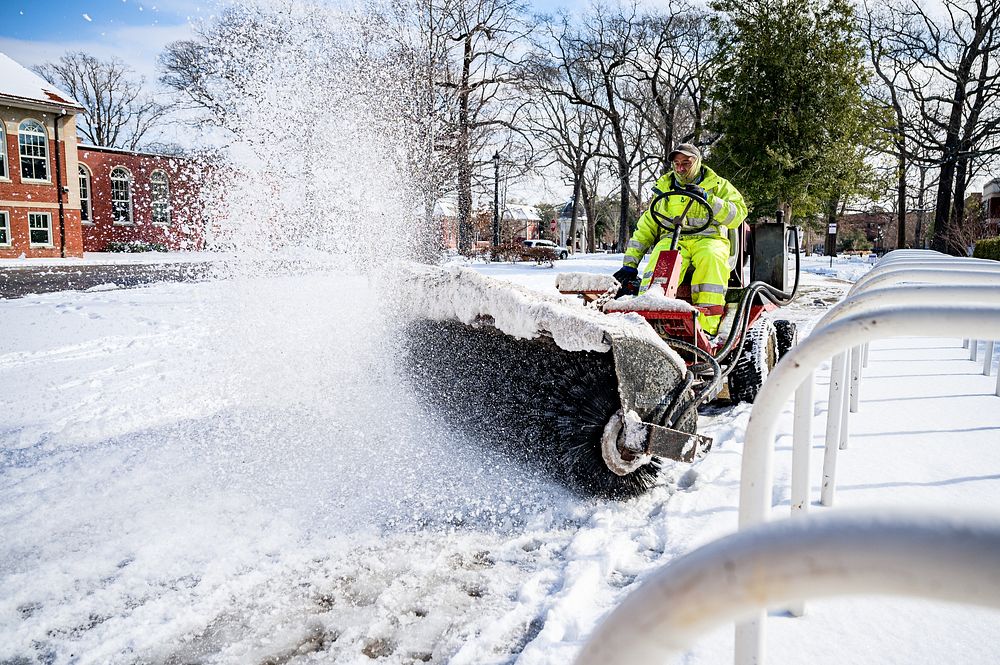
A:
[
  {"xmin": 616, "ymin": 131, "xmax": 631, "ymax": 251},
  {"xmin": 456, "ymin": 33, "xmax": 474, "ymax": 254},
  {"xmin": 915, "ymin": 166, "xmax": 927, "ymax": 248},
  {"xmin": 582, "ymin": 179, "xmax": 597, "ymax": 252},
  {"xmin": 569, "ymin": 160, "xmax": 582, "ymax": 254},
  {"xmin": 951, "ymin": 152, "xmax": 971, "ymax": 254},
  {"xmin": 660, "ymin": 99, "xmax": 676, "ymax": 174},
  {"xmin": 617, "ymin": 165, "xmax": 630, "ymax": 251},
  {"xmin": 931, "ymin": 56, "xmax": 973, "ymax": 255},
  {"xmin": 895, "ymin": 149, "xmax": 907, "ymax": 249},
  {"xmin": 931, "ymin": 153, "xmax": 958, "ymax": 254},
  {"xmin": 825, "ymin": 196, "xmax": 839, "ymax": 256}
]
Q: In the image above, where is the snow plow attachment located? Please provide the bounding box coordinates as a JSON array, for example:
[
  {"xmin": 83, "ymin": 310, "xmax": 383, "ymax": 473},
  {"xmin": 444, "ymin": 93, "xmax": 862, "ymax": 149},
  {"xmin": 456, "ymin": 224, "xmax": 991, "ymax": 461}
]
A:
[{"xmin": 399, "ymin": 264, "xmax": 711, "ymax": 498}]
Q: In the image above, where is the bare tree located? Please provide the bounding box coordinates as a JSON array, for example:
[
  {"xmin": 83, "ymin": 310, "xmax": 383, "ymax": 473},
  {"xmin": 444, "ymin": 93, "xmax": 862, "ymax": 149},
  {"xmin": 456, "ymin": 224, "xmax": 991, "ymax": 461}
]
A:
[
  {"xmin": 159, "ymin": 5, "xmax": 319, "ymax": 133},
  {"xmin": 33, "ymin": 52, "xmax": 167, "ymax": 150},
  {"xmin": 873, "ymin": 0, "xmax": 1000, "ymax": 254},
  {"xmin": 861, "ymin": 1, "xmax": 923, "ymax": 248},
  {"xmin": 525, "ymin": 89, "xmax": 607, "ymax": 252},
  {"xmin": 631, "ymin": 4, "xmax": 719, "ymax": 174},
  {"xmin": 432, "ymin": 0, "xmax": 536, "ymax": 253},
  {"xmin": 544, "ymin": 5, "xmax": 647, "ymax": 251}
]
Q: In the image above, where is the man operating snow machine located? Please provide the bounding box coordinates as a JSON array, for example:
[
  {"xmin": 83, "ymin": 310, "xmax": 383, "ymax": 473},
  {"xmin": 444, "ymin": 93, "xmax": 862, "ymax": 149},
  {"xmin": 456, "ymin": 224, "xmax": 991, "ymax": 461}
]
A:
[
  {"xmin": 400, "ymin": 143, "xmax": 799, "ymax": 500},
  {"xmin": 614, "ymin": 143, "xmax": 747, "ymax": 336}
]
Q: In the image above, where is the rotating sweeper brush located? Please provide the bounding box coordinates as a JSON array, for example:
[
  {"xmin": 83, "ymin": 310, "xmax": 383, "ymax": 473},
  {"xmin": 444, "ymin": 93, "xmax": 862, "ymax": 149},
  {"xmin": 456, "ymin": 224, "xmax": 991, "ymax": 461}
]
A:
[
  {"xmin": 400, "ymin": 264, "xmax": 711, "ymax": 499},
  {"xmin": 400, "ymin": 194, "xmax": 800, "ymax": 499}
]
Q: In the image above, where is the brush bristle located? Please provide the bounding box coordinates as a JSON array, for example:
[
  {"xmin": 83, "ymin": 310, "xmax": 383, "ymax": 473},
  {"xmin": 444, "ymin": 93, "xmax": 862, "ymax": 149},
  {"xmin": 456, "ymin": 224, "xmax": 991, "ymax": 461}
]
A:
[{"xmin": 404, "ymin": 320, "xmax": 663, "ymax": 499}]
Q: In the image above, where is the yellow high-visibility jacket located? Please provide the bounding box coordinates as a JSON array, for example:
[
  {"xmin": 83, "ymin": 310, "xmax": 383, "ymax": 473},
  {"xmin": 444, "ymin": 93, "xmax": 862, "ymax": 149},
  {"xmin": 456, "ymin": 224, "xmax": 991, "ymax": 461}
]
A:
[{"xmin": 623, "ymin": 165, "xmax": 748, "ymax": 270}]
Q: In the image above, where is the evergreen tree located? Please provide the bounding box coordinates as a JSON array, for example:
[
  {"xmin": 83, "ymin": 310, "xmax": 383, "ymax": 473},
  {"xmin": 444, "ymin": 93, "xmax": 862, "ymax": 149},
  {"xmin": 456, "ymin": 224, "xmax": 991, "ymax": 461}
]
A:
[{"xmin": 708, "ymin": 0, "xmax": 880, "ymax": 223}]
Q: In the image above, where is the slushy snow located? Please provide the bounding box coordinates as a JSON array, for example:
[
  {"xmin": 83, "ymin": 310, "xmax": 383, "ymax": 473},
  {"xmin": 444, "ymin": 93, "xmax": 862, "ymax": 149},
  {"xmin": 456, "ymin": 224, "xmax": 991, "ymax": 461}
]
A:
[{"xmin": 1, "ymin": 253, "xmax": 999, "ymax": 664}]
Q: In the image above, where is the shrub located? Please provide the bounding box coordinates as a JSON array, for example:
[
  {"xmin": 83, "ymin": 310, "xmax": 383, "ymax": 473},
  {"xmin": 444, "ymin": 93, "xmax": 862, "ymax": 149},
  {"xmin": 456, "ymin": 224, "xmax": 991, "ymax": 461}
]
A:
[
  {"xmin": 521, "ymin": 246, "xmax": 558, "ymax": 266},
  {"xmin": 105, "ymin": 241, "xmax": 168, "ymax": 253},
  {"xmin": 972, "ymin": 236, "xmax": 1000, "ymax": 261},
  {"xmin": 490, "ymin": 243, "xmax": 523, "ymax": 263}
]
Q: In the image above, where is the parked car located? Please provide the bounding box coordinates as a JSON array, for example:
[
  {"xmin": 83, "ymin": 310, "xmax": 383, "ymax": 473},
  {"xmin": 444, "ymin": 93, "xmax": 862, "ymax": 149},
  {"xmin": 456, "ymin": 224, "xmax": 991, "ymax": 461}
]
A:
[{"xmin": 522, "ymin": 239, "xmax": 569, "ymax": 260}]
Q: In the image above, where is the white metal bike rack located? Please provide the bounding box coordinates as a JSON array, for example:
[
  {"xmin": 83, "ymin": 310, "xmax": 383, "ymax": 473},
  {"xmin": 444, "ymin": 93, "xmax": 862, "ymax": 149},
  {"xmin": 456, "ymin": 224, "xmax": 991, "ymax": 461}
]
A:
[
  {"xmin": 574, "ymin": 510, "xmax": 1000, "ymax": 665},
  {"xmin": 815, "ymin": 283, "xmax": 1000, "ymax": 507},
  {"xmin": 821, "ymin": 262, "xmax": 1000, "ymax": 483},
  {"xmin": 576, "ymin": 250, "xmax": 1000, "ymax": 665}
]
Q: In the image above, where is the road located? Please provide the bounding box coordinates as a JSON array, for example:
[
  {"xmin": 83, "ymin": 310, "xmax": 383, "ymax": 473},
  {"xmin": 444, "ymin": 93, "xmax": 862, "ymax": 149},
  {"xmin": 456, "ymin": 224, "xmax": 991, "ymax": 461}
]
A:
[{"xmin": 0, "ymin": 262, "xmax": 215, "ymax": 299}]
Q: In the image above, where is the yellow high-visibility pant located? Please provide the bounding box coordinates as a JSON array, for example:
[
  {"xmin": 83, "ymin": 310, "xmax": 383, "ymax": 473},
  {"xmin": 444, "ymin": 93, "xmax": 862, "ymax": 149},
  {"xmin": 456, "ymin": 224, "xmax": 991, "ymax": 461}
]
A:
[{"xmin": 640, "ymin": 236, "xmax": 731, "ymax": 335}]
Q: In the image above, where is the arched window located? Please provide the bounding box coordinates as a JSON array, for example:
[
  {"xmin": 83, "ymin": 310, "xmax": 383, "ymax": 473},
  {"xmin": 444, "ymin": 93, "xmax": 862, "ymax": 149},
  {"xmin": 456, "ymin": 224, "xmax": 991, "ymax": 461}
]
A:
[
  {"xmin": 79, "ymin": 164, "xmax": 92, "ymax": 223},
  {"xmin": 0, "ymin": 123, "xmax": 8, "ymax": 179},
  {"xmin": 110, "ymin": 167, "xmax": 133, "ymax": 224},
  {"xmin": 18, "ymin": 119, "xmax": 49, "ymax": 181},
  {"xmin": 150, "ymin": 170, "xmax": 170, "ymax": 225}
]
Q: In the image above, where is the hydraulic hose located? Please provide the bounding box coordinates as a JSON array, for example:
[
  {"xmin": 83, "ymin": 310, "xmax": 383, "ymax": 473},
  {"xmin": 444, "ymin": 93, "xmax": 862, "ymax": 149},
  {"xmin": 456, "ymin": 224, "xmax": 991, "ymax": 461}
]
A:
[
  {"xmin": 664, "ymin": 337, "xmax": 723, "ymax": 425},
  {"xmin": 713, "ymin": 226, "xmax": 802, "ymax": 375}
]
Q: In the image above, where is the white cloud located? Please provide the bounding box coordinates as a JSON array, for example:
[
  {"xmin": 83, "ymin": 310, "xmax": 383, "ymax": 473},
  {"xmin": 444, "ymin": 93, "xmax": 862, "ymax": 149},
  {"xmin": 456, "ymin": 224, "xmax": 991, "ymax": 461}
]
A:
[{"xmin": 0, "ymin": 21, "xmax": 194, "ymax": 84}]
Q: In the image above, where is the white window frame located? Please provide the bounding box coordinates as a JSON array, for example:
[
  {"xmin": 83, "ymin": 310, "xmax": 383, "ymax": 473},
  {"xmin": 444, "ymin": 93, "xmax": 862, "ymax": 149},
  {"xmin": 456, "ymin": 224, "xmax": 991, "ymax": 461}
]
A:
[
  {"xmin": 110, "ymin": 166, "xmax": 134, "ymax": 225},
  {"xmin": 0, "ymin": 210, "xmax": 10, "ymax": 246},
  {"xmin": 79, "ymin": 164, "xmax": 92, "ymax": 224},
  {"xmin": 0, "ymin": 123, "xmax": 8, "ymax": 180},
  {"xmin": 150, "ymin": 170, "xmax": 170, "ymax": 226},
  {"xmin": 18, "ymin": 119, "xmax": 50, "ymax": 183},
  {"xmin": 28, "ymin": 212, "xmax": 52, "ymax": 247}
]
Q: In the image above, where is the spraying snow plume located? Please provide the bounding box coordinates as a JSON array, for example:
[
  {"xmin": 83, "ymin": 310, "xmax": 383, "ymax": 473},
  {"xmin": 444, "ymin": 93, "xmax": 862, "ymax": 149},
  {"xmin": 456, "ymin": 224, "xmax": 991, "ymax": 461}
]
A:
[
  {"xmin": 174, "ymin": 0, "xmax": 436, "ymax": 263},
  {"xmin": 0, "ymin": 3, "xmax": 577, "ymax": 662},
  {"xmin": 151, "ymin": 0, "xmax": 544, "ymax": 525}
]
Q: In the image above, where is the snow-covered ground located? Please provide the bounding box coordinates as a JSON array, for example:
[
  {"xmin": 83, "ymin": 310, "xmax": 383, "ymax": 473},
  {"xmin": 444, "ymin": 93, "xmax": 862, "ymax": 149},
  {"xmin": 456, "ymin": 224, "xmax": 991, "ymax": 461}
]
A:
[{"xmin": 1, "ymin": 253, "xmax": 999, "ymax": 664}]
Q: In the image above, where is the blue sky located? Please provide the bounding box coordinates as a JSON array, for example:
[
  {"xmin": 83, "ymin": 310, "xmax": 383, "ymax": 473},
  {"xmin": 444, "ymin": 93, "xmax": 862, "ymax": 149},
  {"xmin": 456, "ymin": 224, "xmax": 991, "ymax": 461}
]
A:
[
  {"xmin": 2, "ymin": 0, "xmax": 197, "ymax": 41},
  {"xmin": 0, "ymin": 0, "xmax": 573, "ymax": 82},
  {"xmin": 0, "ymin": 0, "xmax": 207, "ymax": 80}
]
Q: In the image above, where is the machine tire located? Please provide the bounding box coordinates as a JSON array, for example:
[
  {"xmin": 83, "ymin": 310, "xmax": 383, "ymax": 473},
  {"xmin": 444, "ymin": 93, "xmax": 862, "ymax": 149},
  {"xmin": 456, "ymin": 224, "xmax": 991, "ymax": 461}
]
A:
[
  {"xmin": 727, "ymin": 318, "xmax": 777, "ymax": 404},
  {"xmin": 559, "ymin": 251, "xmax": 568, "ymax": 260},
  {"xmin": 774, "ymin": 319, "xmax": 798, "ymax": 359}
]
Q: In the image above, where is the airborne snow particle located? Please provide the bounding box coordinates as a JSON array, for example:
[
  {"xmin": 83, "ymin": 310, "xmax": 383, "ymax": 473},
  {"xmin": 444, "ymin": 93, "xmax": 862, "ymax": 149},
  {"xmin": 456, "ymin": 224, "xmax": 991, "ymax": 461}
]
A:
[{"xmin": 82, "ymin": 13, "xmax": 92, "ymax": 21}]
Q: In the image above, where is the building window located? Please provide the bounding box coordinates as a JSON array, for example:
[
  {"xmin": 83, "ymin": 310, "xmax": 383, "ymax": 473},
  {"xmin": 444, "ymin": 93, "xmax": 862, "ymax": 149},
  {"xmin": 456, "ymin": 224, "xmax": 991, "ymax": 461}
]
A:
[
  {"xmin": 18, "ymin": 119, "xmax": 49, "ymax": 181},
  {"xmin": 0, "ymin": 124, "xmax": 7, "ymax": 179},
  {"xmin": 110, "ymin": 167, "xmax": 133, "ymax": 224},
  {"xmin": 0, "ymin": 211, "xmax": 9, "ymax": 245},
  {"xmin": 28, "ymin": 212, "xmax": 52, "ymax": 246},
  {"xmin": 79, "ymin": 164, "xmax": 92, "ymax": 223},
  {"xmin": 151, "ymin": 170, "xmax": 170, "ymax": 225}
]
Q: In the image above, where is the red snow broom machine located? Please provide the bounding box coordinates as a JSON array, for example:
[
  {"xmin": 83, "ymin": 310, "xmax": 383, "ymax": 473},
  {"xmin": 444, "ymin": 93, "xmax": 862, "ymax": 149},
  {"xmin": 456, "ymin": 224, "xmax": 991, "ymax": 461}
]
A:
[{"xmin": 402, "ymin": 189, "xmax": 800, "ymax": 498}]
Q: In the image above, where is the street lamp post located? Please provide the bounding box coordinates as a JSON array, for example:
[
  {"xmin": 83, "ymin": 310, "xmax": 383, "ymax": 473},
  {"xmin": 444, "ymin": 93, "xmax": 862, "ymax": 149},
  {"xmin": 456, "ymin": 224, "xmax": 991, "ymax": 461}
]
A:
[{"xmin": 492, "ymin": 152, "xmax": 500, "ymax": 247}]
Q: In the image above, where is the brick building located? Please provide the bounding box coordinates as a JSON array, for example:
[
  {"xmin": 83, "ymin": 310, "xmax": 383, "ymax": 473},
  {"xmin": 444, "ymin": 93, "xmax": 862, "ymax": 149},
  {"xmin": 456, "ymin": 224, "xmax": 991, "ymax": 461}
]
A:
[
  {"xmin": 77, "ymin": 145, "xmax": 206, "ymax": 251},
  {"xmin": 0, "ymin": 52, "xmax": 86, "ymax": 259},
  {"xmin": 1, "ymin": 52, "xmax": 206, "ymax": 259}
]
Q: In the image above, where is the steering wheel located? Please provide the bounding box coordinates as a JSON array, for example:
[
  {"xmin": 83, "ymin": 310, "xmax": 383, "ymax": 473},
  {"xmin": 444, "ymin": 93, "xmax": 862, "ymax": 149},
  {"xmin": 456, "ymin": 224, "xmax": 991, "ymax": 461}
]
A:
[{"xmin": 648, "ymin": 188, "xmax": 715, "ymax": 235}]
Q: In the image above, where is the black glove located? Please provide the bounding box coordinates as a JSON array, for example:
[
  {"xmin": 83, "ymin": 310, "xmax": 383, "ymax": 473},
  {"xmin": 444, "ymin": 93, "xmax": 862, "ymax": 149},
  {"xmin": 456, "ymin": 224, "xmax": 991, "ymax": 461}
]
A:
[
  {"xmin": 685, "ymin": 185, "xmax": 709, "ymax": 201},
  {"xmin": 613, "ymin": 265, "xmax": 640, "ymax": 297},
  {"xmin": 612, "ymin": 265, "xmax": 638, "ymax": 285}
]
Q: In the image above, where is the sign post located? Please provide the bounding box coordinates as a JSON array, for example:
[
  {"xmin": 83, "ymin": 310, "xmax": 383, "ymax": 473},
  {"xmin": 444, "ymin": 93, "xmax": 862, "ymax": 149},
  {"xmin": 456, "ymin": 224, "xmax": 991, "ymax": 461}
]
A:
[{"xmin": 826, "ymin": 223, "xmax": 838, "ymax": 268}]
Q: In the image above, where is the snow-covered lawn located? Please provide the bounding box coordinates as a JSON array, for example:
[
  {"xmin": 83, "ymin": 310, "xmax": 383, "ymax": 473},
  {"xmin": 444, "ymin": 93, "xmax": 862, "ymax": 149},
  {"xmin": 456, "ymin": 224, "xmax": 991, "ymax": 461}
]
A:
[{"xmin": 1, "ymin": 253, "xmax": 998, "ymax": 664}]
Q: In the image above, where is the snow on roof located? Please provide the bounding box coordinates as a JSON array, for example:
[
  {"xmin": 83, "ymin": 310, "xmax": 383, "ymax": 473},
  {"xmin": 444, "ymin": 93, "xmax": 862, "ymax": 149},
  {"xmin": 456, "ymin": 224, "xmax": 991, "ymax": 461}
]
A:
[
  {"xmin": 78, "ymin": 144, "xmax": 188, "ymax": 160},
  {"xmin": 0, "ymin": 52, "xmax": 83, "ymax": 111},
  {"xmin": 984, "ymin": 178, "xmax": 1000, "ymax": 198},
  {"xmin": 558, "ymin": 200, "xmax": 588, "ymax": 220},
  {"xmin": 434, "ymin": 199, "xmax": 458, "ymax": 218},
  {"xmin": 502, "ymin": 204, "xmax": 541, "ymax": 221}
]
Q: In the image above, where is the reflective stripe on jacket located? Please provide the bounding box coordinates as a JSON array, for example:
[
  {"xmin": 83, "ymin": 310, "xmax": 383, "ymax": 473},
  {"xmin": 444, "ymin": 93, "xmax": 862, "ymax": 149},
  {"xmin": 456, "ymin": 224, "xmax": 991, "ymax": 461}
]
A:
[{"xmin": 623, "ymin": 165, "xmax": 747, "ymax": 269}]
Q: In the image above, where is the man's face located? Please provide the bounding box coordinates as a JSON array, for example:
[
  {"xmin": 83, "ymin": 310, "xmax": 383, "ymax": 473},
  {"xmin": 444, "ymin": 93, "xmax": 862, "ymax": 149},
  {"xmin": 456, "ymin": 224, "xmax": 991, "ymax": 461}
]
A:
[{"xmin": 672, "ymin": 154, "xmax": 696, "ymax": 177}]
